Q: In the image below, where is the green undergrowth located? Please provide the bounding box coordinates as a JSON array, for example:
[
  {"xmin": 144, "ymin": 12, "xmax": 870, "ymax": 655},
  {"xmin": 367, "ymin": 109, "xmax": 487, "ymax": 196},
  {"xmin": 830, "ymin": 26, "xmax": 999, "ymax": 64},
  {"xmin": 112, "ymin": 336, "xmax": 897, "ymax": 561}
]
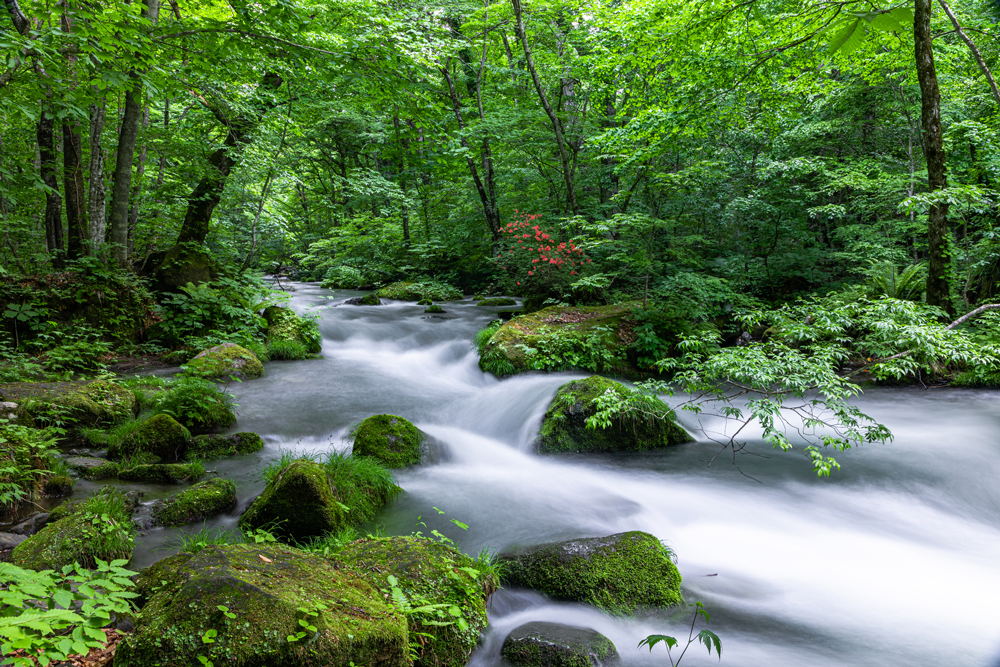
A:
[{"xmin": 376, "ymin": 280, "xmax": 463, "ymax": 301}]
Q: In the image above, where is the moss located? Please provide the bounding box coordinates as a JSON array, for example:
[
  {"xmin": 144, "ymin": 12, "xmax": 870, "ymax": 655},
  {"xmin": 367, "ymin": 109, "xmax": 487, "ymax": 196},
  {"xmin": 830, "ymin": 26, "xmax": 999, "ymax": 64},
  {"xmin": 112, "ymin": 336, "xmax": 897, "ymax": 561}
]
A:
[
  {"xmin": 1, "ymin": 380, "xmax": 136, "ymax": 427},
  {"xmin": 477, "ymin": 304, "xmax": 637, "ymax": 378},
  {"xmin": 41, "ymin": 474, "xmax": 74, "ymax": 498},
  {"xmin": 154, "ymin": 244, "xmax": 220, "ymax": 292},
  {"xmin": 477, "ymin": 298, "xmax": 517, "ymax": 307},
  {"xmin": 501, "ymin": 622, "xmax": 620, "ymax": 667},
  {"xmin": 376, "ymin": 281, "xmax": 463, "ymax": 302},
  {"xmin": 107, "ymin": 413, "xmax": 191, "ymax": 461},
  {"xmin": 118, "ymin": 463, "xmax": 203, "ymax": 483},
  {"xmin": 338, "ymin": 536, "xmax": 496, "ymax": 667},
  {"xmin": 352, "ymin": 415, "xmax": 423, "ymax": 468},
  {"xmin": 10, "ymin": 487, "xmax": 136, "ymax": 570},
  {"xmin": 416, "ymin": 298, "xmax": 432, "ymax": 306},
  {"xmin": 116, "ymin": 544, "xmax": 409, "ymax": 667},
  {"xmin": 186, "ymin": 432, "xmax": 264, "ymax": 458},
  {"xmin": 188, "ymin": 343, "xmax": 264, "ymax": 380},
  {"xmin": 65, "ymin": 456, "xmax": 120, "ymax": 480},
  {"xmin": 263, "ymin": 306, "xmax": 322, "ymax": 354},
  {"xmin": 361, "ymin": 293, "xmax": 382, "ymax": 306},
  {"xmin": 536, "ymin": 376, "xmax": 692, "ymax": 454},
  {"xmin": 153, "ymin": 478, "xmax": 237, "ymax": 527},
  {"xmin": 497, "ymin": 531, "xmax": 683, "ymax": 614},
  {"xmin": 424, "ymin": 305, "xmax": 444, "ymax": 313}
]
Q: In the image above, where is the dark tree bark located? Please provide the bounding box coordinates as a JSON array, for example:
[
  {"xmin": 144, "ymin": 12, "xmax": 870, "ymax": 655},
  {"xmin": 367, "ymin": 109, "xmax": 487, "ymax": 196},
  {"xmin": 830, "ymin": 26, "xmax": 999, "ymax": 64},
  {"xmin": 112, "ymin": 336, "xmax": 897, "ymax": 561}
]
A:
[
  {"xmin": 37, "ymin": 111, "xmax": 64, "ymax": 267},
  {"xmin": 63, "ymin": 120, "xmax": 87, "ymax": 259},
  {"xmin": 915, "ymin": 0, "xmax": 951, "ymax": 311}
]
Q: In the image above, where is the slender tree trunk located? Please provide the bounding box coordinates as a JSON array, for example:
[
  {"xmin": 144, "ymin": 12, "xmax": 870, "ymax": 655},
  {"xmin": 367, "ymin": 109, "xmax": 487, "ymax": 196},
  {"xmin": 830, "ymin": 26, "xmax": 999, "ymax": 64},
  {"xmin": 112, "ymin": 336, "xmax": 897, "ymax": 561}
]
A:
[
  {"xmin": 127, "ymin": 104, "xmax": 150, "ymax": 258},
  {"xmin": 938, "ymin": 0, "xmax": 1000, "ymax": 109},
  {"xmin": 915, "ymin": 0, "xmax": 951, "ymax": 311},
  {"xmin": 37, "ymin": 110, "xmax": 64, "ymax": 268},
  {"xmin": 63, "ymin": 120, "xmax": 87, "ymax": 259},
  {"xmin": 510, "ymin": 0, "xmax": 579, "ymax": 215},
  {"xmin": 87, "ymin": 100, "xmax": 106, "ymax": 253}
]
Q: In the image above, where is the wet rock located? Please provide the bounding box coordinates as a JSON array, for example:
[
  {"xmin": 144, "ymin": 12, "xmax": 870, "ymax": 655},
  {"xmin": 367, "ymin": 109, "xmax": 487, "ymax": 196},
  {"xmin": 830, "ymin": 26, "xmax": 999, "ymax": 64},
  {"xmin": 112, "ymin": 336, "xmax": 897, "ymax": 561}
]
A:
[
  {"xmin": 116, "ymin": 544, "xmax": 408, "ymax": 667},
  {"xmin": 498, "ymin": 531, "xmax": 683, "ymax": 614},
  {"xmin": 477, "ymin": 297, "xmax": 517, "ymax": 307},
  {"xmin": 424, "ymin": 305, "xmax": 445, "ymax": 313},
  {"xmin": 263, "ymin": 306, "xmax": 322, "ymax": 354},
  {"xmin": 117, "ymin": 463, "xmax": 203, "ymax": 483},
  {"xmin": 501, "ymin": 622, "xmax": 621, "ymax": 667},
  {"xmin": 151, "ymin": 478, "xmax": 237, "ymax": 527},
  {"xmin": 344, "ymin": 293, "xmax": 382, "ymax": 306},
  {"xmin": 107, "ymin": 413, "xmax": 191, "ymax": 461},
  {"xmin": 0, "ymin": 532, "xmax": 28, "ymax": 550},
  {"xmin": 351, "ymin": 414, "xmax": 423, "ymax": 468},
  {"xmin": 186, "ymin": 432, "xmax": 264, "ymax": 458},
  {"xmin": 535, "ymin": 376, "xmax": 691, "ymax": 454},
  {"xmin": 0, "ymin": 400, "xmax": 32, "ymax": 426},
  {"xmin": 9, "ymin": 512, "xmax": 50, "ymax": 536},
  {"xmin": 338, "ymin": 536, "xmax": 497, "ymax": 667},
  {"xmin": 65, "ymin": 456, "xmax": 119, "ymax": 480},
  {"xmin": 189, "ymin": 343, "xmax": 264, "ymax": 380},
  {"xmin": 41, "ymin": 475, "xmax": 74, "ymax": 498}
]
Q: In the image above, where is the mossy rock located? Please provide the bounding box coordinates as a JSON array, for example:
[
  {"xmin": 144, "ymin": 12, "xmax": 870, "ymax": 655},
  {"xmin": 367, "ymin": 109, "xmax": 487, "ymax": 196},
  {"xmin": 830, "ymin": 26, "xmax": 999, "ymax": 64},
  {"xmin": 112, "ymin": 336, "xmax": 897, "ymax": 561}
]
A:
[
  {"xmin": 536, "ymin": 376, "xmax": 692, "ymax": 454},
  {"xmin": 0, "ymin": 400, "xmax": 33, "ymax": 427},
  {"xmin": 352, "ymin": 415, "xmax": 423, "ymax": 468},
  {"xmin": 337, "ymin": 536, "xmax": 495, "ymax": 667},
  {"xmin": 41, "ymin": 475, "xmax": 74, "ymax": 498},
  {"xmin": 186, "ymin": 432, "xmax": 264, "ymax": 458},
  {"xmin": 424, "ymin": 305, "xmax": 444, "ymax": 313},
  {"xmin": 152, "ymin": 478, "xmax": 237, "ymax": 527},
  {"xmin": 188, "ymin": 343, "xmax": 264, "ymax": 380},
  {"xmin": 116, "ymin": 544, "xmax": 409, "ymax": 667},
  {"xmin": 153, "ymin": 243, "xmax": 220, "ymax": 292},
  {"xmin": 10, "ymin": 487, "xmax": 137, "ymax": 570},
  {"xmin": 263, "ymin": 306, "xmax": 322, "ymax": 354},
  {"xmin": 497, "ymin": 531, "xmax": 683, "ymax": 614},
  {"xmin": 416, "ymin": 298, "xmax": 432, "ymax": 306},
  {"xmin": 66, "ymin": 456, "xmax": 120, "ymax": 480},
  {"xmin": 0, "ymin": 380, "xmax": 136, "ymax": 427},
  {"xmin": 107, "ymin": 413, "xmax": 191, "ymax": 461},
  {"xmin": 477, "ymin": 297, "xmax": 517, "ymax": 307},
  {"xmin": 361, "ymin": 292, "xmax": 382, "ymax": 306},
  {"xmin": 376, "ymin": 281, "xmax": 463, "ymax": 301},
  {"xmin": 477, "ymin": 304, "xmax": 637, "ymax": 378},
  {"xmin": 118, "ymin": 463, "xmax": 203, "ymax": 483},
  {"xmin": 501, "ymin": 622, "xmax": 621, "ymax": 667}
]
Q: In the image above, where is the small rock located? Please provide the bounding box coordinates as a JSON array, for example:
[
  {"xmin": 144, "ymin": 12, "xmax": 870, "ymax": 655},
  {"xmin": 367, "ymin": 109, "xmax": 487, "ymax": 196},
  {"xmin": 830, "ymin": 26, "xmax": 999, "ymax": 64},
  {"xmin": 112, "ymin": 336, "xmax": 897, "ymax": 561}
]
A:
[
  {"xmin": 9, "ymin": 512, "xmax": 50, "ymax": 536},
  {"xmin": 502, "ymin": 622, "xmax": 621, "ymax": 667},
  {"xmin": 0, "ymin": 532, "xmax": 28, "ymax": 550}
]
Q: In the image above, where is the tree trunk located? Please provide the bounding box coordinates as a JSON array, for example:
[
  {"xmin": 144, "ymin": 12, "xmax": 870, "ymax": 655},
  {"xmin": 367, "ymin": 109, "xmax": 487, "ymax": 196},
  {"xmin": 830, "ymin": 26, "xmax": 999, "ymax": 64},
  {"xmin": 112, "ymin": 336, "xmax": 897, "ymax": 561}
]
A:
[
  {"xmin": 127, "ymin": 104, "xmax": 150, "ymax": 258},
  {"xmin": 37, "ymin": 110, "xmax": 64, "ymax": 268},
  {"xmin": 87, "ymin": 100, "xmax": 107, "ymax": 253},
  {"xmin": 915, "ymin": 0, "xmax": 951, "ymax": 311},
  {"xmin": 108, "ymin": 80, "xmax": 144, "ymax": 266},
  {"xmin": 63, "ymin": 120, "xmax": 87, "ymax": 259}
]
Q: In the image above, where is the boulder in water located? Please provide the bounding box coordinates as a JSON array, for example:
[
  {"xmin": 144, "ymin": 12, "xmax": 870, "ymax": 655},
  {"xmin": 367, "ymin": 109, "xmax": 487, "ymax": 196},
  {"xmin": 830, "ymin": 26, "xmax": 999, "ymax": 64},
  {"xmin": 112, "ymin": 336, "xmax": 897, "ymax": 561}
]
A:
[
  {"xmin": 337, "ymin": 536, "xmax": 498, "ymax": 667},
  {"xmin": 351, "ymin": 414, "xmax": 423, "ymax": 468},
  {"xmin": 263, "ymin": 305, "xmax": 322, "ymax": 354},
  {"xmin": 41, "ymin": 474, "xmax": 74, "ymax": 498},
  {"xmin": 188, "ymin": 343, "xmax": 264, "ymax": 379},
  {"xmin": 186, "ymin": 432, "xmax": 264, "ymax": 458},
  {"xmin": 497, "ymin": 531, "xmax": 682, "ymax": 614},
  {"xmin": 536, "ymin": 376, "xmax": 691, "ymax": 454},
  {"xmin": 118, "ymin": 462, "xmax": 203, "ymax": 483},
  {"xmin": 66, "ymin": 455, "xmax": 119, "ymax": 480},
  {"xmin": 116, "ymin": 544, "xmax": 409, "ymax": 667},
  {"xmin": 344, "ymin": 293, "xmax": 382, "ymax": 306},
  {"xmin": 152, "ymin": 478, "xmax": 237, "ymax": 527},
  {"xmin": 477, "ymin": 297, "xmax": 517, "ymax": 307},
  {"xmin": 107, "ymin": 413, "xmax": 191, "ymax": 461},
  {"xmin": 501, "ymin": 622, "xmax": 621, "ymax": 667}
]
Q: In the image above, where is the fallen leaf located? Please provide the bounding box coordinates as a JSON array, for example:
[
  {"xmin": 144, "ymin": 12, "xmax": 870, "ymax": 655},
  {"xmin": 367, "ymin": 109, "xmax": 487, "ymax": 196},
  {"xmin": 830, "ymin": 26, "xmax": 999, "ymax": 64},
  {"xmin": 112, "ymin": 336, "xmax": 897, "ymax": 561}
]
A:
[{"xmin": 259, "ymin": 555, "xmax": 273, "ymax": 563}]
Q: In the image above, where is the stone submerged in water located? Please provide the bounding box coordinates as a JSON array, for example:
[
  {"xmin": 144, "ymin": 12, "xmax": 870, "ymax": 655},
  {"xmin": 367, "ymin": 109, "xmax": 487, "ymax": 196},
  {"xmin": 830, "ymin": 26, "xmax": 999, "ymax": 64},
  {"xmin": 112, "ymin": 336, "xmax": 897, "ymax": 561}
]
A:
[
  {"xmin": 116, "ymin": 544, "xmax": 409, "ymax": 667},
  {"xmin": 188, "ymin": 343, "xmax": 264, "ymax": 380},
  {"xmin": 535, "ymin": 376, "xmax": 692, "ymax": 454},
  {"xmin": 498, "ymin": 531, "xmax": 683, "ymax": 614},
  {"xmin": 351, "ymin": 414, "xmax": 423, "ymax": 468},
  {"xmin": 151, "ymin": 478, "xmax": 237, "ymax": 527},
  {"xmin": 185, "ymin": 432, "xmax": 264, "ymax": 458},
  {"xmin": 501, "ymin": 622, "xmax": 621, "ymax": 667}
]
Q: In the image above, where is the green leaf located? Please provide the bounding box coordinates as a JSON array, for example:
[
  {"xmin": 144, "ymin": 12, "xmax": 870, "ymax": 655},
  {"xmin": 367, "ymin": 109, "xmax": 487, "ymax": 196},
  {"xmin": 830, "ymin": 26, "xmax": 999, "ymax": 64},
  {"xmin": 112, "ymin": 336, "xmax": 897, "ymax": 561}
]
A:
[{"xmin": 827, "ymin": 19, "xmax": 865, "ymax": 55}]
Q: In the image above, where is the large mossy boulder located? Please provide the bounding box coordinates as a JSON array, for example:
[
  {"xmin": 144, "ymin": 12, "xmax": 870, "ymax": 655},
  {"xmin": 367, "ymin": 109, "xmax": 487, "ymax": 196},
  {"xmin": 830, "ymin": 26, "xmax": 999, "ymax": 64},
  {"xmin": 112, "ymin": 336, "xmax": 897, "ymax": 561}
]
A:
[
  {"xmin": 352, "ymin": 414, "xmax": 423, "ymax": 468},
  {"xmin": 376, "ymin": 281, "xmax": 462, "ymax": 301},
  {"xmin": 0, "ymin": 379, "xmax": 136, "ymax": 426},
  {"xmin": 536, "ymin": 376, "xmax": 691, "ymax": 454},
  {"xmin": 337, "ymin": 536, "xmax": 496, "ymax": 667},
  {"xmin": 239, "ymin": 457, "xmax": 400, "ymax": 542},
  {"xmin": 152, "ymin": 478, "xmax": 237, "ymax": 527},
  {"xmin": 477, "ymin": 304, "xmax": 636, "ymax": 378},
  {"xmin": 477, "ymin": 297, "xmax": 517, "ymax": 307},
  {"xmin": 188, "ymin": 343, "xmax": 264, "ymax": 380},
  {"xmin": 107, "ymin": 413, "xmax": 191, "ymax": 460},
  {"xmin": 344, "ymin": 293, "xmax": 382, "ymax": 306},
  {"xmin": 263, "ymin": 305, "xmax": 322, "ymax": 354},
  {"xmin": 10, "ymin": 487, "xmax": 137, "ymax": 570},
  {"xmin": 66, "ymin": 456, "xmax": 119, "ymax": 480},
  {"xmin": 115, "ymin": 544, "xmax": 409, "ymax": 667},
  {"xmin": 501, "ymin": 622, "xmax": 621, "ymax": 667},
  {"xmin": 186, "ymin": 432, "xmax": 264, "ymax": 458},
  {"xmin": 497, "ymin": 531, "xmax": 683, "ymax": 614},
  {"xmin": 118, "ymin": 462, "xmax": 203, "ymax": 483},
  {"xmin": 153, "ymin": 243, "xmax": 220, "ymax": 293}
]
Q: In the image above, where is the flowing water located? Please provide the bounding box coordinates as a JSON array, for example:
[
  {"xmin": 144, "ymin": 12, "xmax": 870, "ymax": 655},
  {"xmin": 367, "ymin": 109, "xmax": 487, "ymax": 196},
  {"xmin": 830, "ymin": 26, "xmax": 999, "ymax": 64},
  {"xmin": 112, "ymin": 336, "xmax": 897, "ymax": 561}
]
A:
[{"xmin": 97, "ymin": 282, "xmax": 1000, "ymax": 666}]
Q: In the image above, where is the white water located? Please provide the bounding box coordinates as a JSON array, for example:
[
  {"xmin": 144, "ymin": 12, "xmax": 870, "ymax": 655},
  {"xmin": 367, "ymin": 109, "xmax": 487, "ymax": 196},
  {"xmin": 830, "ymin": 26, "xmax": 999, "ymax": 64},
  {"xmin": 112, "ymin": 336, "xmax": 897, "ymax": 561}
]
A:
[{"xmin": 126, "ymin": 283, "xmax": 1000, "ymax": 666}]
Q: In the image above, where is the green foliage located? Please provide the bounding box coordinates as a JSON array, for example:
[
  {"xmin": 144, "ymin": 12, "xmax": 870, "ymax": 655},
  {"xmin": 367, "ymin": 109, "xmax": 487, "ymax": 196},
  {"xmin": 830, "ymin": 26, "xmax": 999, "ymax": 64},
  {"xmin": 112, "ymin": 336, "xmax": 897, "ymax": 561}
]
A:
[
  {"xmin": 144, "ymin": 375, "xmax": 238, "ymax": 431},
  {"xmin": 376, "ymin": 280, "xmax": 463, "ymax": 301},
  {"xmin": 154, "ymin": 275, "xmax": 281, "ymax": 346},
  {"xmin": 639, "ymin": 602, "xmax": 722, "ymax": 667},
  {"xmin": 0, "ymin": 419, "xmax": 57, "ymax": 510},
  {"xmin": 864, "ymin": 262, "xmax": 927, "ymax": 301}
]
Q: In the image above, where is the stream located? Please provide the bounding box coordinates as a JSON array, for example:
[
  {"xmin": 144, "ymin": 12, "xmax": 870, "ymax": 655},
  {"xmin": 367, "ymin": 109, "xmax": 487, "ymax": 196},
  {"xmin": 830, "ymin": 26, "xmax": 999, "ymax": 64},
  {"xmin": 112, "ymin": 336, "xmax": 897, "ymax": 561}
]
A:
[{"xmin": 85, "ymin": 282, "xmax": 1000, "ymax": 666}]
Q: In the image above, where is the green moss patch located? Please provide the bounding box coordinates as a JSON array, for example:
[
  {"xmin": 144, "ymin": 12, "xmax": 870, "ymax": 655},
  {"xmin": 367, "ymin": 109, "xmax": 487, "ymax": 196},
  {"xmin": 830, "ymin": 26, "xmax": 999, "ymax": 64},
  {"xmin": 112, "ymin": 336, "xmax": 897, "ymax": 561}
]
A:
[
  {"xmin": 0, "ymin": 379, "xmax": 136, "ymax": 427},
  {"xmin": 107, "ymin": 413, "xmax": 191, "ymax": 461},
  {"xmin": 536, "ymin": 376, "xmax": 691, "ymax": 454},
  {"xmin": 41, "ymin": 474, "xmax": 74, "ymax": 498},
  {"xmin": 118, "ymin": 462, "xmax": 203, "ymax": 483},
  {"xmin": 152, "ymin": 478, "xmax": 237, "ymax": 527},
  {"xmin": 352, "ymin": 415, "xmax": 423, "ymax": 468},
  {"xmin": 498, "ymin": 531, "xmax": 683, "ymax": 614},
  {"xmin": 337, "ymin": 536, "xmax": 496, "ymax": 667},
  {"xmin": 477, "ymin": 297, "xmax": 517, "ymax": 307},
  {"xmin": 263, "ymin": 306, "xmax": 322, "ymax": 355},
  {"xmin": 376, "ymin": 281, "xmax": 463, "ymax": 301},
  {"xmin": 501, "ymin": 622, "xmax": 621, "ymax": 667},
  {"xmin": 186, "ymin": 432, "xmax": 264, "ymax": 458},
  {"xmin": 66, "ymin": 456, "xmax": 120, "ymax": 480},
  {"xmin": 188, "ymin": 343, "xmax": 264, "ymax": 380},
  {"xmin": 117, "ymin": 544, "xmax": 409, "ymax": 667}
]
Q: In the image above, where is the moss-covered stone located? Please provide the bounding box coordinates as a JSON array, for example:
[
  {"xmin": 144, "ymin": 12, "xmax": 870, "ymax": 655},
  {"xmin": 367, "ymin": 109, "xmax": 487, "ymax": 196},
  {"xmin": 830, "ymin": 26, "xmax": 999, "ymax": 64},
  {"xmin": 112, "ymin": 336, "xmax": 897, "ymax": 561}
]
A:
[
  {"xmin": 10, "ymin": 487, "xmax": 136, "ymax": 570},
  {"xmin": 352, "ymin": 415, "xmax": 423, "ymax": 468},
  {"xmin": 376, "ymin": 281, "xmax": 463, "ymax": 301},
  {"xmin": 338, "ymin": 536, "xmax": 496, "ymax": 667},
  {"xmin": 0, "ymin": 401, "xmax": 33, "ymax": 427},
  {"xmin": 477, "ymin": 297, "xmax": 517, "ymax": 307},
  {"xmin": 497, "ymin": 532, "xmax": 683, "ymax": 614},
  {"xmin": 501, "ymin": 622, "xmax": 621, "ymax": 667},
  {"xmin": 536, "ymin": 376, "xmax": 691, "ymax": 454},
  {"xmin": 361, "ymin": 292, "xmax": 382, "ymax": 306},
  {"xmin": 152, "ymin": 478, "xmax": 237, "ymax": 527},
  {"xmin": 416, "ymin": 298, "xmax": 432, "ymax": 306},
  {"xmin": 116, "ymin": 544, "xmax": 409, "ymax": 667},
  {"xmin": 0, "ymin": 379, "xmax": 136, "ymax": 427},
  {"xmin": 188, "ymin": 343, "xmax": 264, "ymax": 380},
  {"xmin": 477, "ymin": 304, "xmax": 637, "ymax": 378},
  {"xmin": 263, "ymin": 306, "xmax": 322, "ymax": 354},
  {"xmin": 107, "ymin": 413, "xmax": 192, "ymax": 461},
  {"xmin": 424, "ymin": 305, "xmax": 444, "ymax": 313},
  {"xmin": 186, "ymin": 432, "xmax": 264, "ymax": 458},
  {"xmin": 66, "ymin": 456, "xmax": 120, "ymax": 480},
  {"xmin": 153, "ymin": 243, "xmax": 220, "ymax": 292},
  {"xmin": 41, "ymin": 475, "xmax": 74, "ymax": 498},
  {"xmin": 118, "ymin": 463, "xmax": 203, "ymax": 483}
]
